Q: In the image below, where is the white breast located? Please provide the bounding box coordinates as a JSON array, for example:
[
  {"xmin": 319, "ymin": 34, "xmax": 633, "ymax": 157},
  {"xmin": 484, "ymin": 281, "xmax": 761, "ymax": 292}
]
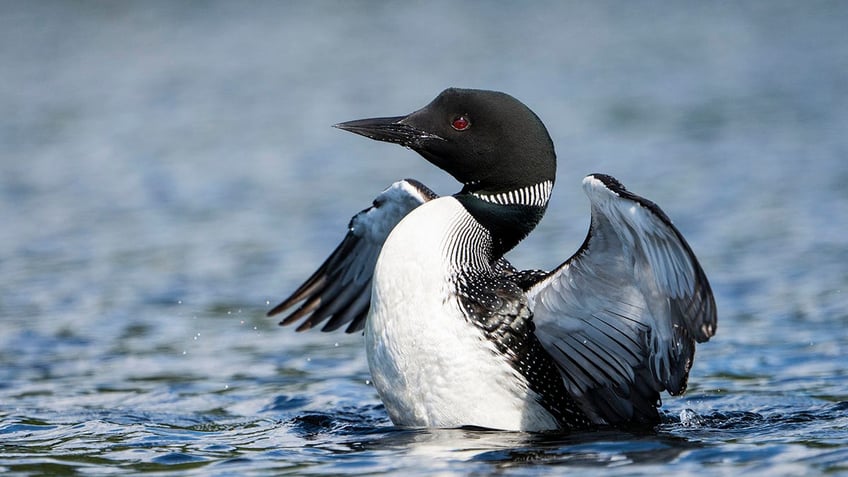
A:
[{"xmin": 364, "ymin": 197, "xmax": 559, "ymax": 431}]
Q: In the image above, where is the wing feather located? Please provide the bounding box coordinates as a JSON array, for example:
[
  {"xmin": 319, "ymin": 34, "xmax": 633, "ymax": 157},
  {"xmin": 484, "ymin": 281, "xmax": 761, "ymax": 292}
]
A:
[
  {"xmin": 268, "ymin": 179, "xmax": 437, "ymax": 333},
  {"xmin": 529, "ymin": 173, "xmax": 716, "ymax": 425}
]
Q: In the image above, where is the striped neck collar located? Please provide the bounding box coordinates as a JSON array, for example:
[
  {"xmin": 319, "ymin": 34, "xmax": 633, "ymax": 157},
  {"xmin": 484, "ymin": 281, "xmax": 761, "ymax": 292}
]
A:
[{"xmin": 470, "ymin": 180, "xmax": 553, "ymax": 208}]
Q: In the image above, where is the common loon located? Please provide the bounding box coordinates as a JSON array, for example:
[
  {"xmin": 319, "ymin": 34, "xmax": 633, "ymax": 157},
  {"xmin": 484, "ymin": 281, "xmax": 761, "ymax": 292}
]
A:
[{"xmin": 268, "ymin": 88, "xmax": 716, "ymax": 432}]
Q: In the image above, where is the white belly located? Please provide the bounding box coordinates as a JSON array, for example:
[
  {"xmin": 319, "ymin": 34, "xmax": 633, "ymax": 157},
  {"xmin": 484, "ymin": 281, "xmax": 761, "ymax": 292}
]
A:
[{"xmin": 364, "ymin": 197, "xmax": 559, "ymax": 431}]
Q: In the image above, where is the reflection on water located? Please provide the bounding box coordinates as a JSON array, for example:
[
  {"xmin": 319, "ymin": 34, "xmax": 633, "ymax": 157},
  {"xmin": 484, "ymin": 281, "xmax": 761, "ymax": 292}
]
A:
[{"xmin": 1, "ymin": 1, "xmax": 847, "ymax": 475}]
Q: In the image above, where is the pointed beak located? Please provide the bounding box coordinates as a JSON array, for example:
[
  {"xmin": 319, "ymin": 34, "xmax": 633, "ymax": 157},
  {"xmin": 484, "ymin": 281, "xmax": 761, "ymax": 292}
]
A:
[{"xmin": 333, "ymin": 115, "xmax": 443, "ymax": 147}]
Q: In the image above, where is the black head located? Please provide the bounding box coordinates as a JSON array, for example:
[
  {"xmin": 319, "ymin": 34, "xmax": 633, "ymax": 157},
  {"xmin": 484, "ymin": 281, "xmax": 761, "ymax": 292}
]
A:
[{"xmin": 335, "ymin": 88, "xmax": 557, "ymax": 195}]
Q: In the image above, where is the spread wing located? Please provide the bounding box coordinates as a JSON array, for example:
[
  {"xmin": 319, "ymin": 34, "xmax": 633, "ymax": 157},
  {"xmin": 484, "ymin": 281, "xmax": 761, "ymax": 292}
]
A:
[
  {"xmin": 268, "ymin": 179, "xmax": 438, "ymax": 333},
  {"xmin": 528, "ymin": 174, "xmax": 716, "ymax": 426}
]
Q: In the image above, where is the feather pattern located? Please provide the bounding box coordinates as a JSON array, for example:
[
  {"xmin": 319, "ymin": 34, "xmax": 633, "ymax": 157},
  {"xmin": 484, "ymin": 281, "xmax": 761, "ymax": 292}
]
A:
[
  {"xmin": 527, "ymin": 174, "xmax": 716, "ymax": 425},
  {"xmin": 472, "ymin": 180, "xmax": 553, "ymax": 207},
  {"xmin": 269, "ymin": 173, "xmax": 715, "ymax": 429},
  {"xmin": 267, "ymin": 179, "xmax": 437, "ymax": 333}
]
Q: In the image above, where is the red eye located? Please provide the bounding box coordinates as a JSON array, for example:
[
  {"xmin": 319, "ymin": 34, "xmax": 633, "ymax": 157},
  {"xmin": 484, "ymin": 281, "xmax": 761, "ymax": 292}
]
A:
[{"xmin": 451, "ymin": 115, "xmax": 471, "ymax": 131}]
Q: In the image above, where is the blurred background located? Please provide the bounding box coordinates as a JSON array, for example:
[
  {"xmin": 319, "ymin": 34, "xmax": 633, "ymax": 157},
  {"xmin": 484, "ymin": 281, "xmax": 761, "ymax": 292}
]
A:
[{"xmin": 1, "ymin": 1, "xmax": 846, "ymax": 474}]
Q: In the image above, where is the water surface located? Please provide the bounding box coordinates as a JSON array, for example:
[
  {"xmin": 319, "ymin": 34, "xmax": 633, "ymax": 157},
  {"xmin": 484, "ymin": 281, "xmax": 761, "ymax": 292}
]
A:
[{"xmin": 1, "ymin": 2, "xmax": 847, "ymax": 475}]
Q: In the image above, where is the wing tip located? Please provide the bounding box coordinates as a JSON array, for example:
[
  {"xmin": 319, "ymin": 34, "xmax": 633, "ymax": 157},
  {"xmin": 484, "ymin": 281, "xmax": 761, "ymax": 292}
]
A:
[
  {"xmin": 581, "ymin": 174, "xmax": 630, "ymax": 206},
  {"xmin": 696, "ymin": 305, "xmax": 718, "ymax": 343},
  {"xmin": 583, "ymin": 173, "xmax": 625, "ymax": 192},
  {"xmin": 267, "ymin": 298, "xmax": 297, "ymax": 318}
]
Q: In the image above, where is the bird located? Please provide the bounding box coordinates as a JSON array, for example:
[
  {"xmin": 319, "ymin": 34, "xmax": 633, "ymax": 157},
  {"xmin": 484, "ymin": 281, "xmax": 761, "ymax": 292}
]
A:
[{"xmin": 267, "ymin": 88, "xmax": 716, "ymax": 432}]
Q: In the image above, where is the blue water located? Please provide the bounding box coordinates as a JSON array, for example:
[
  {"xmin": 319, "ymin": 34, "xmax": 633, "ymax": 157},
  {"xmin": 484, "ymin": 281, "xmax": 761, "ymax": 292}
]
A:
[{"xmin": 2, "ymin": 1, "xmax": 847, "ymax": 475}]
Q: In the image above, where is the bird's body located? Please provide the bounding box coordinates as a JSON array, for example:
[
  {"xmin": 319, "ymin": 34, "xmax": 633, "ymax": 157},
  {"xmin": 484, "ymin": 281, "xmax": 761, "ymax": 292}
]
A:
[
  {"xmin": 367, "ymin": 195, "xmax": 565, "ymax": 430},
  {"xmin": 268, "ymin": 88, "xmax": 716, "ymax": 432}
]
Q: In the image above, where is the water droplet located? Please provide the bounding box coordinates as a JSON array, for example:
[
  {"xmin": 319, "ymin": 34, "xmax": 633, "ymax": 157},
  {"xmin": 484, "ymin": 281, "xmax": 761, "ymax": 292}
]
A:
[{"xmin": 679, "ymin": 408, "xmax": 704, "ymax": 427}]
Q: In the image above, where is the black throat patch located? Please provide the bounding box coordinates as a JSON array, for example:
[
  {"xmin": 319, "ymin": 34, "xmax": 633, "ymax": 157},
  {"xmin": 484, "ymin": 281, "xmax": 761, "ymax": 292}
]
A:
[{"xmin": 453, "ymin": 195, "xmax": 546, "ymax": 259}]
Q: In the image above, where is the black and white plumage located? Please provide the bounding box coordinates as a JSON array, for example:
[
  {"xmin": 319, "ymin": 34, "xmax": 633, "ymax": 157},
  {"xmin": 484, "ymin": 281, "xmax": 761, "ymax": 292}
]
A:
[
  {"xmin": 268, "ymin": 88, "xmax": 716, "ymax": 431},
  {"xmin": 267, "ymin": 179, "xmax": 437, "ymax": 333}
]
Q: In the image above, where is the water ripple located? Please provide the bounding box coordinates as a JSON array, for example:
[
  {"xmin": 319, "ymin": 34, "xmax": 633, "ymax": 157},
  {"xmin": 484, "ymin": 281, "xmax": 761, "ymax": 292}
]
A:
[{"xmin": 2, "ymin": 1, "xmax": 847, "ymax": 475}]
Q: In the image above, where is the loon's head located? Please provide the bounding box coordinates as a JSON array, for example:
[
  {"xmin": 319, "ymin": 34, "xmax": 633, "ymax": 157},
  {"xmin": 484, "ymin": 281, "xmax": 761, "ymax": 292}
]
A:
[{"xmin": 335, "ymin": 88, "xmax": 557, "ymax": 196}]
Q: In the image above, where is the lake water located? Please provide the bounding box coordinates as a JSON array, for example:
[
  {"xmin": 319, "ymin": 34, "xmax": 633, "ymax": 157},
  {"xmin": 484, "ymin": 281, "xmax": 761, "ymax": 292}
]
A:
[{"xmin": 1, "ymin": 1, "xmax": 847, "ymax": 475}]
